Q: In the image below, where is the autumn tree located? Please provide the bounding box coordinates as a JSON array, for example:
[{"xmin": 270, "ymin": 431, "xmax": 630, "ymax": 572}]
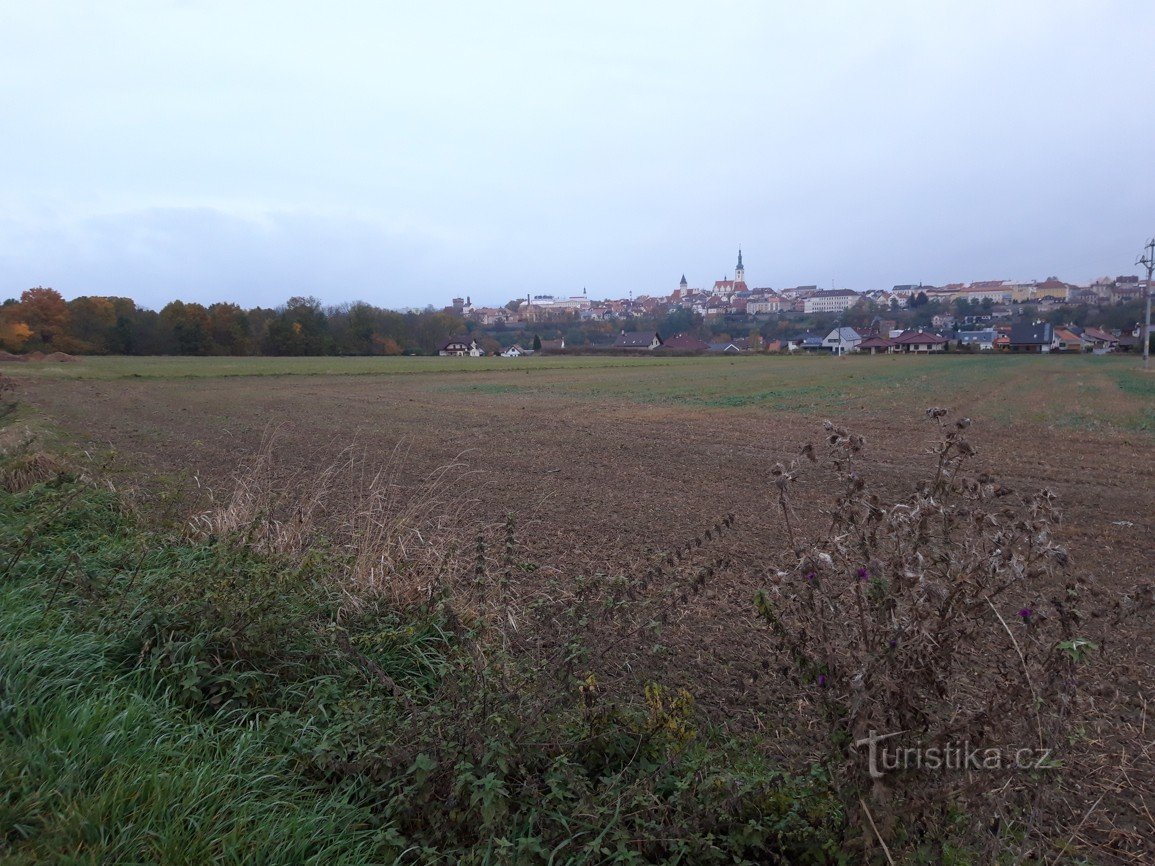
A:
[
  {"xmin": 18, "ymin": 287, "xmax": 70, "ymax": 348},
  {"xmin": 0, "ymin": 308, "xmax": 33, "ymax": 351}
]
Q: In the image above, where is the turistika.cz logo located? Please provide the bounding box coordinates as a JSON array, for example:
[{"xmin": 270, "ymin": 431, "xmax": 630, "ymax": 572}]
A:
[{"xmin": 855, "ymin": 730, "xmax": 1058, "ymax": 780}]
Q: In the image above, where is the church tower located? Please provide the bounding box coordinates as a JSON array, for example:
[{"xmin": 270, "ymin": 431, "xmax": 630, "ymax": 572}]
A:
[
  {"xmin": 679, "ymin": 274, "xmax": 688, "ymax": 292},
  {"xmin": 734, "ymin": 249, "xmax": 745, "ymax": 284}
]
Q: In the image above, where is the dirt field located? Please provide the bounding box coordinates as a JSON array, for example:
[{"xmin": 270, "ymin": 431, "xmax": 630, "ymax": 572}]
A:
[
  {"xmin": 16, "ymin": 353, "xmax": 1153, "ymax": 691},
  {"xmin": 11, "ymin": 352, "xmax": 1155, "ymax": 855}
]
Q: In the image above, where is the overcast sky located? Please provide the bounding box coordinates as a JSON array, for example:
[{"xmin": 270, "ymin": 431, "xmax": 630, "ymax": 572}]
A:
[{"xmin": 2, "ymin": 1, "xmax": 1153, "ymax": 311}]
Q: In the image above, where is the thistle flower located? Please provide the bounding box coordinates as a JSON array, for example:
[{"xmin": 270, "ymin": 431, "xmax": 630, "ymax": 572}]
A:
[
  {"xmin": 806, "ymin": 571, "xmax": 816, "ymax": 583},
  {"xmin": 856, "ymin": 567, "xmax": 869, "ymax": 581},
  {"xmin": 817, "ymin": 674, "xmax": 827, "ymax": 687},
  {"xmin": 1018, "ymin": 607, "xmax": 1033, "ymax": 622}
]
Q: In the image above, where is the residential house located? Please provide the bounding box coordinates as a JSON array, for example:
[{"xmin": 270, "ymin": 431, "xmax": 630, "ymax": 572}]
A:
[
  {"xmin": 500, "ymin": 344, "xmax": 526, "ymax": 357},
  {"xmin": 857, "ymin": 336, "xmax": 897, "ymax": 354},
  {"xmin": 1007, "ymin": 323, "xmax": 1055, "ymax": 353},
  {"xmin": 707, "ymin": 341, "xmax": 741, "ymax": 353},
  {"xmin": 1052, "ymin": 327, "xmax": 1088, "ymax": 353},
  {"xmin": 822, "ymin": 326, "xmax": 862, "ymax": 355},
  {"xmin": 440, "ymin": 336, "xmax": 482, "ymax": 357},
  {"xmin": 893, "ymin": 330, "xmax": 949, "ymax": 353},
  {"xmin": 613, "ymin": 330, "xmax": 663, "ymax": 350},
  {"xmin": 660, "ymin": 334, "xmax": 710, "ymax": 351},
  {"xmin": 790, "ymin": 332, "xmax": 826, "ymax": 352},
  {"xmin": 1080, "ymin": 327, "xmax": 1118, "ymax": 353},
  {"xmin": 957, "ymin": 330, "xmax": 997, "ymax": 351}
]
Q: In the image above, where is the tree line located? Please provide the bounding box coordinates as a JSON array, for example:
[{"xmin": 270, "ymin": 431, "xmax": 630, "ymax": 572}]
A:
[
  {"xmin": 3, "ymin": 286, "xmax": 1147, "ymax": 357},
  {"xmin": 0, "ymin": 289, "xmax": 468, "ymax": 356}
]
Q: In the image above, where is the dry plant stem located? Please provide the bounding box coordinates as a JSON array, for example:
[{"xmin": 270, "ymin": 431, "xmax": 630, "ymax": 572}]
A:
[
  {"xmin": 859, "ymin": 797, "xmax": 896, "ymax": 866},
  {"xmin": 40, "ymin": 552, "xmax": 80, "ymax": 624},
  {"xmin": 986, "ymin": 597, "xmax": 1044, "ymax": 750}
]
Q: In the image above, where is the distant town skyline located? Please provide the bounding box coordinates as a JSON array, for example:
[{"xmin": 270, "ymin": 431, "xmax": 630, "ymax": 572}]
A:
[{"xmin": 3, "ymin": 2, "xmax": 1153, "ymax": 312}]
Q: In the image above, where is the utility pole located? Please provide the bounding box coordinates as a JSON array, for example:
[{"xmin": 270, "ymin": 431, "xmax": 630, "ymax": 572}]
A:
[{"xmin": 1139, "ymin": 238, "xmax": 1154, "ymax": 371}]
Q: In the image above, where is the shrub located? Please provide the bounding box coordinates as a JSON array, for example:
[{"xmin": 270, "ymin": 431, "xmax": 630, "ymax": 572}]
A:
[{"xmin": 757, "ymin": 410, "xmax": 1154, "ymax": 859}]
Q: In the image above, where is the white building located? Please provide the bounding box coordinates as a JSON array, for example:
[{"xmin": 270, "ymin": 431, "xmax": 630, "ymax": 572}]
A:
[
  {"xmin": 822, "ymin": 327, "xmax": 862, "ymax": 355},
  {"xmin": 804, "ymin": 289, "xmax": 861, "ymax": 314}
]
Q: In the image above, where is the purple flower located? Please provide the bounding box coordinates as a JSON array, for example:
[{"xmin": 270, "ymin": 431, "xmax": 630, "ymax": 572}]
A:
[
  {"xmin": 856, "ymin": 567, "xmax": 869, "ymax": 581},
  {"xmin": 817, "ymin": 674, "xmax": 827, "ymax": 687},
  {"xmin": 888, "ymin": 638, "xmax": 897, "ymax": 649},
  {"xmin": 806, "ymin": 571, "xmax": 816, "ymax": 583},
  {"xmin": 1018, "ymin": 607, "xmax": 1033, "ymax": 622}
]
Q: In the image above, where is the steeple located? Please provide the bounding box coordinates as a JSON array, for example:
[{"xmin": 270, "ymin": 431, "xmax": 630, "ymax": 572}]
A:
[
  {"xmin": 735, "ymin": 248, "xmax": 745, "ymax": 284},
  {"xmin": 679, "ymin": 274, "xmax": 688, "ymax": 289}
]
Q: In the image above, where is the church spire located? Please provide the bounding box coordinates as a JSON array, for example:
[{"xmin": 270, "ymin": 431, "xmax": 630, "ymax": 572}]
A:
[{"xmin": 735, "ymin": 247, "xmax": 745, "ymax": 283}]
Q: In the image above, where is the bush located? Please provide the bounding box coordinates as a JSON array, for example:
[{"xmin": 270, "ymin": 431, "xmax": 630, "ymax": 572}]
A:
[{"xmin": 758, "ymin": 410, "xmax": 1154, "ymax": 859}]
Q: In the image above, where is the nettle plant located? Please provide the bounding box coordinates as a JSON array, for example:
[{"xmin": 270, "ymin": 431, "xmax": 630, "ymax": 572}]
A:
[{"xmin": 756, "ymin": 409, "xmax": 1152, "ymax": 855}]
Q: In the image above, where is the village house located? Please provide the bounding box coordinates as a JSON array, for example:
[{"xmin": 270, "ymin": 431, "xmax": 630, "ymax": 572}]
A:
[
  {"xmin": 1007, "ymin": 323, "xmax": 1055, "ymax": 353},
  {"xmin": 1052, "ymin": 327, "xmax": 1088, "ymax": 353},
  {"xmin": 893, "ymin": 330, "xmax": 949, "ymax": 353},
  {"xmin": 440, "ymin": 336, "xmax": 482, "ymax": 357},
  {"xmin": 1080, "ymin": 327, "xmax": 1118, "ymax": 353},
  {"xmin": 822, "ymin": 326, "xmax": 862, "ymax": 355},
  {"xmin": 613, "ymin": 330, "xmax": 663, "ymax": 350},
  {"xmin": 789, "ymin": 332, "xmax": 826, "ymax": 352},
  {"xmin": 857, "ymin": 335, "xmax": 897, "ymax": 354},
  {"xmin": 660, "ymin": 333, "xmax": 710, "ymax": 351},
  {"xmin": 957, "ymin": 330, "xmax": 997, "ymax": 351}
]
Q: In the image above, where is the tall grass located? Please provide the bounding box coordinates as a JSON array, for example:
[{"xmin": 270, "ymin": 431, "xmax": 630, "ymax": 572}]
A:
[
  {"xmin": 0, "ymin": 585, "xmax": 391, "ymax": 864},
  {"xmin": 0, "ymin": 452, "xmax": 841, "ymax": 863}
]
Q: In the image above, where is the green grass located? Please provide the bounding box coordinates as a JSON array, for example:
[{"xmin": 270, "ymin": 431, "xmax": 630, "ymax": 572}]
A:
[
  {"xmin": 8, "ymin": 354, "xmax": 698, "ymax": 380},
  {"xmin": 13, "ymin": 353, "xmax": 1155, "ymax": 437},
  {"xmin": 0, "ymin": 471, "xmax": 843, "ymax": 864}
]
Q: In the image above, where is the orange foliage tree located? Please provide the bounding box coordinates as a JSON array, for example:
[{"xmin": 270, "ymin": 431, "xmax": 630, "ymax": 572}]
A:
[
  {"xmin": 0, "ymin": 315, "xmax": 33, "ymax": 352},
  {"xmin": 18, "ymin": 287, "xmax": 71, "ymax": 347}
]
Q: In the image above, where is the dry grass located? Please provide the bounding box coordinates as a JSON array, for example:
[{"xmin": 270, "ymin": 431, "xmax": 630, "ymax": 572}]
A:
[
  {"xmin": 0, "ymin": 451, "xmax": 67, "ymax": 493},
  {"xmin": 0, "ymin": 408, "xmax": 69, "ymax": 493},
  {"xmin": 189, "ymin": 429, "xmax": 481, "ymax": 609}
]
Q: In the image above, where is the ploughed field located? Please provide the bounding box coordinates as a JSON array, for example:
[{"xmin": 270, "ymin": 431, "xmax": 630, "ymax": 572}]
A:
[
  {"xmin": 9, "ymin": 351, "xmax": 1153, "ymax": 859},
  {"xmin": 18, "ymin": 353, "xmax": 1153, "ymax": 715}
]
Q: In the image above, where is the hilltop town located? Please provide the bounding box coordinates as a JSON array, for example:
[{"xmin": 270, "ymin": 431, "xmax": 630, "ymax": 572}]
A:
[{"xmin": 445, "ymin": 249, "xmax": 1150, "ymax": 356}]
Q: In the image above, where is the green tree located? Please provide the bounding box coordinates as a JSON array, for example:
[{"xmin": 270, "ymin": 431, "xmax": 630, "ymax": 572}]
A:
[
  {"xmin": 159, "ymin": 301, "xmax": 213, "ymax": 355},
  {"xmin": 261, "ymin": 297, "xmax": 332, "ymax": 356}
]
